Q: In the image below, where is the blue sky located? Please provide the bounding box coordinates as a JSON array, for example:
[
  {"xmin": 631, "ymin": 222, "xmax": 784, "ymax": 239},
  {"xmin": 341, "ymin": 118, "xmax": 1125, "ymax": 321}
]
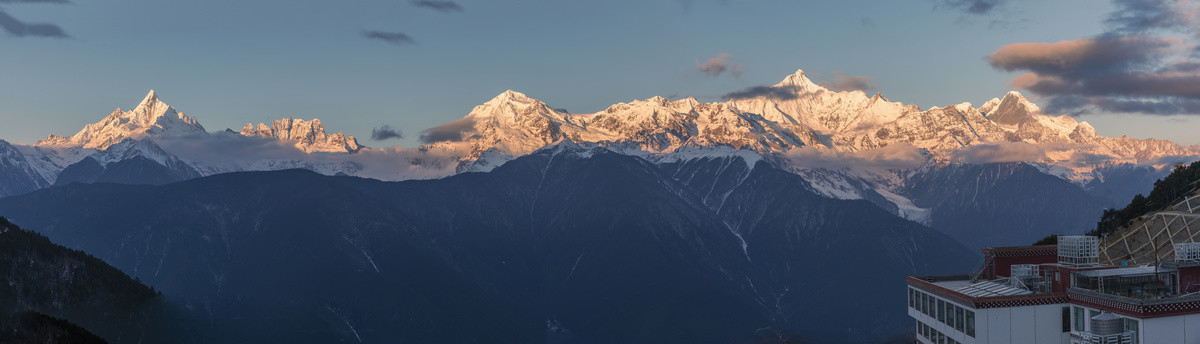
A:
[{"xmin": 1, "ymin": 0, "xmax": 1198, "ymax": 146}]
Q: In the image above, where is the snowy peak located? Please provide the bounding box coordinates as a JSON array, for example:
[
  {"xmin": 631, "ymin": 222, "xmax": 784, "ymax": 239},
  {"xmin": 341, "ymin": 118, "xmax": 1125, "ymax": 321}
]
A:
[
  {"xmin": 487, "ymin": 90, "xmax": 538, "ymax": 105},
  {"xmin": 240, "ymin": 117, "xmax": 361, "ymax": 153},
  {"xmin": 468, "ymin": 90, "xmax": 565, "ymax": 121},
  {"xmin": 38, "ymin": 90, "xmax": 207, "ymax": 150},
  {"xmin": 985, "ymin": 91, "xmax": 1040, "ymax": 125},
  {"xmin": 776, "ymin": 69, "xmax": 823, "ymax": 93}
]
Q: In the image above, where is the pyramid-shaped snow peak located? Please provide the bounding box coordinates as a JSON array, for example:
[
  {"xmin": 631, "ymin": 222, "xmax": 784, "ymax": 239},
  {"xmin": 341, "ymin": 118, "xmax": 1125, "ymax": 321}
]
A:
[
  {"xmin": 39, "ymin": 90, "xmax": 207, "ymax": 150},
  {"xmin": 774, "ymin": 69, "xmax": 825, "ymax": 93},
  {"xmin": 985, "ymin": 91, "xmax": 1041, "ymax": 125}
]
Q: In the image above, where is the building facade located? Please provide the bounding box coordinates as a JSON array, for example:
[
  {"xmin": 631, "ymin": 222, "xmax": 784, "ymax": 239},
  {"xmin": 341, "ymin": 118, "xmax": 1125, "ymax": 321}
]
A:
[{"xmin": 907, "ymin": 237, "xmax": 1200, "ymax": 344}]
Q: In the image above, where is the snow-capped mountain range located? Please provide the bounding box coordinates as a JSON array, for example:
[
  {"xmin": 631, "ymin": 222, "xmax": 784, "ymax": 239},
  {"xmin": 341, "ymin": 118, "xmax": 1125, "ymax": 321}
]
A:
[
  {"xmin": 0, "ymin": 70, "xmax": 1196, "ymax": 230},
  {"xmin": 427, "ymin": 70, "xmax": 1197, "ymax": 177}
]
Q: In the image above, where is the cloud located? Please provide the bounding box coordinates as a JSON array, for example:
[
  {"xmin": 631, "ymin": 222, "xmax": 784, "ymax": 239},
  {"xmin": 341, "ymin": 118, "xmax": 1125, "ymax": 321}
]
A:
[
  {"xmin": 931, "ymin": 0, "xmax": 1028, "ymax": 29},
  {"xmin": 818, "ymin": 70, "xmax": 877, "ymax": 92},
  {"xmin": 1065, "ymin": 151, "xmax": 1117, "ymax": 168},
  {"xmin": 418, "ymin": 117, "xmax": 477, "ymax": 143},
  {"xmin": 953, "ymin": 142, "xmax": 1047, "ymax": 163},
  {"xmin": 155, "ymin": 132, "xmax": 310, "ymax": 165},
  {"xmin": 1105, "ymin": 0, "xmax": 1198, "ymax": 34},
  {"xmin": 931, "ymin": 0, "xmax": 1006, "ymax": 15},
  {"xmin": 361, "ymin": 30, "xmax": 414, "ymax": 45},
  {"xmin": 0, "ymin": 0, "xmax": 70, "ymax": 3},
  {"xmin": 988, "ymin": 36, "xmax": 1178, "ymax": 78},
  {"xmin": 153, "ymin": 132, "xmax": 463, "ymax": 182},
  {"xmin": 370, "ymin": 125, "xmax": 404, "ymax": 141},
  {"xmin": 675, "ymin": 0, "xmax": 733, "ymax": 12},
  {"xmin": 786, "ymin": 143, "xmax": 927, "ymax": 170},
  {"xmin": 987, "ymin": 0, "xmax": 1200, "ymax": 115},
  {"xmin": 696, "ymin": 53, "xmax": 743, "ymax": 78},
  {"xmin": 411, "ymin": 0, "xmax": 463, "ymax": 12},
  {"xmin": 0, "ymin": 10, "xmax": 68, "ymax": 38},
  {"xmin": 721, "ymin": 85, "xmax": 801, "ymax": 101},
  {"xmin": 860, "ymin": 17, "xmax": 877, "ymax": 29}
]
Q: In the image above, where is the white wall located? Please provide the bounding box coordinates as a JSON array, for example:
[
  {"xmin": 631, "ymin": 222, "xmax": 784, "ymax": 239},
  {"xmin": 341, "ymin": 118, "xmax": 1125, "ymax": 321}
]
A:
[
  {"xmin": 1135, "ymin": 314, "xmax": 1200, "ymax": 344},
  {"xmin": 1186, "ymin": 313, "xmax": 1200, "ymax": 343},
  {"xmin": 982, "ymin": 304, "xmax": 1065, "ymax": 344},
  {"xmin": 987, "ymin": 307, "xmax": 1011, "ymax": 344},
  {"xmin": 908, "ymin": 286, "xmax": 1068, "ymax": 343}
]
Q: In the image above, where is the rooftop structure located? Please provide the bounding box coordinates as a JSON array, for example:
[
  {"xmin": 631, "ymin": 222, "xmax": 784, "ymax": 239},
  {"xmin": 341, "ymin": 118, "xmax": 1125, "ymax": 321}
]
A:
[
  {"xmin": 1060, "ymin": 235, "xmax": 1100, "ymax": 266},
  {"xmin": 1175, "ymin": 242, "xmax": 1200, "ymax": 262},
  {"xmin": 908, "ymin": 235, "xmax": 1200, "ymax": 344}
]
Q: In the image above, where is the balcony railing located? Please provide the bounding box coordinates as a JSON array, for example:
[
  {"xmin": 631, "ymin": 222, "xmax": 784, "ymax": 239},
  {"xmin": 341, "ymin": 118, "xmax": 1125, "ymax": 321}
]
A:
[{"xmin": 1077, "ymin": 331, "xmax": 1133, "ymax": 344}]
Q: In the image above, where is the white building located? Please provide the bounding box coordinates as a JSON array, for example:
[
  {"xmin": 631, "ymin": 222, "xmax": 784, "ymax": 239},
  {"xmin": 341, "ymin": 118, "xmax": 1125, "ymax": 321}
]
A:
[{"xmin": 907, "ymin": 236, "xmax": 1200, "ymax": 344}]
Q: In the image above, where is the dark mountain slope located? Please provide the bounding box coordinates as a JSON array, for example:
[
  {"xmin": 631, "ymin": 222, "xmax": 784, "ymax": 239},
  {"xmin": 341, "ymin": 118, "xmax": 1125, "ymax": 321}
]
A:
[
  {"xmin": 904, "ymin": 163, "xmax": 1108, "ymax": 249},
  {"xmin": 2, "ymin": 170, "xmax": 534, "ymax": 343},
  {"xmin": 0, "ymin": 311, "xmax": 108, "ymax": 344},
  {"xmin": 0, "ymin": 217, "xmax": 167, "ymax": 343},
  {"xmin": 54, "ymin": 139, "xmax": 202, "ymax": 187},
  {"xmin": 660, "ymin": 156, "xmax": 976, "ymax": 342},
  {"xmin": 0, "ymin": 141, "xmax": 49, "ymax": 198},
  {"xmin": 0, "ymin": 217, "xmax": 156, "ymax": 313},
  {"xmin": 0, "ymin": 147, "xmax": 976, "ymax": 343}
]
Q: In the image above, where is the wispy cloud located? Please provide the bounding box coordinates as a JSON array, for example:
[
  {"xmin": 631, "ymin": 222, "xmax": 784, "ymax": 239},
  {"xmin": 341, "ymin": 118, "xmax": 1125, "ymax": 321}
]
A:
[
  {"xmin": 952, "ymin": 142, "xmax": 1046, "ymax": 163},
  {"xmin": 721, "ymin": 85, "xmax": 801, "ymax": 101},
  {"xmin": 931, "ymin": 0, "xmax": 1006, "ymax": 15},
  {"xmin": 931, "ymin": 0, "xmax": 1026, "ymax": 29},
  {"xmin": 154, "ymin": 133, "xmax": 463, "ymax": 181},
  {"xmin": 411, "ymin": 0, "xmax": 463, "ymax": 12},
  {"xmin": 786, "ymin": 143, "xmax": 927, "ymax": 170},
  {"xmin": 370, "ymin": 125, "xmax": 404, "ymax": 141},
  {"xmin": 675, "ymin": 0, "xmax": 733, "ymax": 12},
  {"xmin": 418, "ymin": 117, "xmax": 477, "ymax": 144},
  {"xmin": 0, "ymin": 11, "xmax": 67, "ymax": 38},
  {"xmin": 0, "ymin": 10, "xmax": 68, "ymax": 38},
  {"xmin": 987, "ymin": 0, "xmax": 1200, "ymax": 115},
  {"xmin": 362, "ymin": 30, "xmax": 414, "ymax": 45},
  {"xmin": 860, "ymin": 17, "xmax": 877, "ymax": 29},
  {"xmin": 696, "ymin": 53, "xmax": 743, "ymax": 79},
  {"xmin": 818, "ymin": 70, "xmax": 877, "ymax": 92}
]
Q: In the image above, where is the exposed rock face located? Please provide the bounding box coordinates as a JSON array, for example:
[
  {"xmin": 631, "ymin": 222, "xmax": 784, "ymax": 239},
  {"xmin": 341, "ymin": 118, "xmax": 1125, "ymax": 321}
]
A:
[{"xmin": 239, "ymin": 118, "xmax": 361, "ymax": 153}]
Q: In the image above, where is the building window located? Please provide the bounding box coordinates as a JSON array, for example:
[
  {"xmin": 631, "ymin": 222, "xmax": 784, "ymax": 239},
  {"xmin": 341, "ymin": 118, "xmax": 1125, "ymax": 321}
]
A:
[
  {"xmin": 955, "ymin": 307, "xmax": 964, "ymax": 332},
  {"xmin": 1124, "ymin": 318, "xmax": 1139, "ymax": 344},
  {"xmin": 909, "ymin": 289, "xmax": 914, "ymax": 309},
  {"xmin": 1073, "ymin": 307, "xmax": 1085, "ymax": 332},
  {"xmin": 965, "ymin": 310, "xmax": 975, "ymax": 337},
  {"xmin": 937, "ymin": 299, "xmax": 946, "ymax": 323},
  {"xmin": 921, "ymin": 294, "xmax": 927, "ymax": 316},
  {"xmin": 917, "ymin": 292, "xmax": 924, "ymax": 314},
  {"xmin": 1061, "ymin": 307, "xmax": 1070, "ymax": 333},
  {"xmin": 947, "ymin": 303, "xmax": 956, "ymax": 329},
  {"xmin": 928, "ymin": 295, "xmax": 935, "ymax": 317}
]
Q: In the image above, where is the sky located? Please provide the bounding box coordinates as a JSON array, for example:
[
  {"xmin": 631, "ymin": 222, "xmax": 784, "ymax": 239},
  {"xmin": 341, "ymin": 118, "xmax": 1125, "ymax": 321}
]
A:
[{"xmin": 1, "ymin": 0, "xmax": 1199, "ymax": 147}]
